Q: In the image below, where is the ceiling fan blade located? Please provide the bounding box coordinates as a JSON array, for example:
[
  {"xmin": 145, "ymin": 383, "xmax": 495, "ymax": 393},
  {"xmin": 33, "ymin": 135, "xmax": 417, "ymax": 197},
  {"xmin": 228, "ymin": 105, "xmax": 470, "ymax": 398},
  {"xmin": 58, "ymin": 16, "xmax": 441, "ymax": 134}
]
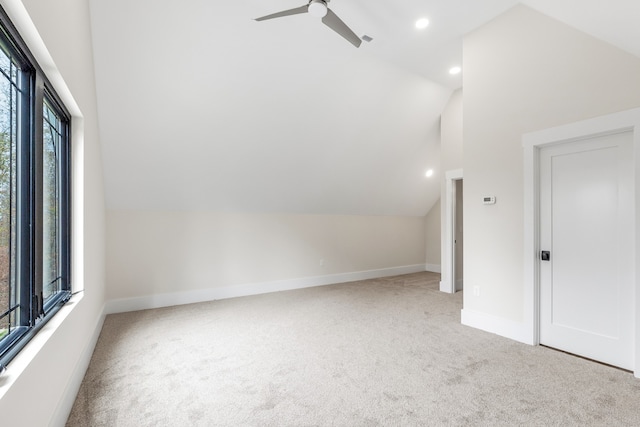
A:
[
  {"xmin": 255, "ymin": 5, "xmax": 308, "ymax": 21},
  {"xmin": 322, "ymin": 9, "xmax": 362, "ymax": 48}
]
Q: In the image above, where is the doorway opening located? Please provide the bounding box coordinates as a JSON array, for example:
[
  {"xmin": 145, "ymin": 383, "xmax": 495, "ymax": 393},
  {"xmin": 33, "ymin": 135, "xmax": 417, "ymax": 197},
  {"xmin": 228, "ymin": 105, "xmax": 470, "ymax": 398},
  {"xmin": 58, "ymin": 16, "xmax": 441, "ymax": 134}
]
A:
[
  {"xmin": 453, "ymin": 179, "xmax": 464, "ymax": 292},
  {"xmin": 441, "ymin": 169, "xmax": 463, "ymax": 294}
]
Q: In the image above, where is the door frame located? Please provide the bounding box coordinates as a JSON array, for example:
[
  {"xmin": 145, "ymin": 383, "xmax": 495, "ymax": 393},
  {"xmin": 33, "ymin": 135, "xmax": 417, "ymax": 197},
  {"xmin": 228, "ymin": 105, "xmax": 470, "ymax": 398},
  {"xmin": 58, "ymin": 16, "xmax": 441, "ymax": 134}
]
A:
[
  {"xmin": 441, "ymin": 169, "xmax": 463, "ymax": 294},
  {"xmin": 522, "ymin": 107, "xmax": 640, "ymax": 377}
]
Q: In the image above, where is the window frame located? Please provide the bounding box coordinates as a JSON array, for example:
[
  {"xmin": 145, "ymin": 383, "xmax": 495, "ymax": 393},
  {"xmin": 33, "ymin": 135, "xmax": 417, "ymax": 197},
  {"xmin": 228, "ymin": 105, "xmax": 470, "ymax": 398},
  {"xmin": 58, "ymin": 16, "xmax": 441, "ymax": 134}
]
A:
[{"xmin": 0, "ymin": 5, "xmax": 72, "ymax": 368}]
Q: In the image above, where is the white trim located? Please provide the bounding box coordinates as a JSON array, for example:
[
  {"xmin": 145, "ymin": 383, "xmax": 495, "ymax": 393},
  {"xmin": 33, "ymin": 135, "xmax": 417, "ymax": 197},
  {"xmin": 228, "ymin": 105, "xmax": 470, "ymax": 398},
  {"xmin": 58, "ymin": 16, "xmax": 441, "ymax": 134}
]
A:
[
  {"xmin": 461, "ymin": 309, "xmax": 533, "ymax": 345},
  {"xmin": 49, "ymin": 306, "xmax": 106, "ymax": 427},
  {"xmin": 425, "ymin": 263, "xmax": 441, "ymax": 273},
  {"xmin": 105, "ymin": 264, "xmax": 428, "ymax": 314},
  {"xmin": 522, "ymin": 131, "xmax": 539, "ymax": 347},
  {"xmin": 441, "ymin": 169, "xmax": 463, "ymax": 293},
  {"xmin": 522, "ymin": 107, "xmax": 640, "ymax": 377}
]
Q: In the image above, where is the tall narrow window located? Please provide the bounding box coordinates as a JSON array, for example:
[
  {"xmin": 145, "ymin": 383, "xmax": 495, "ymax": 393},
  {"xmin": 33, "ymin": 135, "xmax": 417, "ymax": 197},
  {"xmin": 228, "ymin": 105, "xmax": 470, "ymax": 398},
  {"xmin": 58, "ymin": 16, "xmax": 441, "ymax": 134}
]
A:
[
  {"xmin": 43, "ymin": 100, "xmax": 62, "ymax": 303},
  {"xmin": 0, "ymin": 6, "xmax": 71, "ymax": 367},
  {"xmin": 0, "ymin": 40, "xmax": 20, "ymax": 343}
]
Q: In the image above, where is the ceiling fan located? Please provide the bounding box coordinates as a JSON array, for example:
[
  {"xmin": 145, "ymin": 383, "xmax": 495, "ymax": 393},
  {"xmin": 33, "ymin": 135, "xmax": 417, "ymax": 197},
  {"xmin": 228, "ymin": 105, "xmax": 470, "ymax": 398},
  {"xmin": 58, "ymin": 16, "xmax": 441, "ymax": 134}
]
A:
[{"xmin": 255, "ymin": 0, "xmax": 362, "ymax": 48}]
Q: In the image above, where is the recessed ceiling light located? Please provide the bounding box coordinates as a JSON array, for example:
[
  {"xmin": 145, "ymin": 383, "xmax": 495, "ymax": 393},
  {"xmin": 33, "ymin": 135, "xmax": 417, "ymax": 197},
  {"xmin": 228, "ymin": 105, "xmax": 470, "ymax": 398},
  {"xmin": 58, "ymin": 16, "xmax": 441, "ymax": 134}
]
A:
[
  {"xmin": 415, "ymin": 18, "xmax": 429, "ymax": 30},
  {"xmin": 449, "ymin": 66, "xmax": 462, "ymax": 75},
  {"xmin": 425, "ymin": 169, "xmax": 434, "ymax": 178}
]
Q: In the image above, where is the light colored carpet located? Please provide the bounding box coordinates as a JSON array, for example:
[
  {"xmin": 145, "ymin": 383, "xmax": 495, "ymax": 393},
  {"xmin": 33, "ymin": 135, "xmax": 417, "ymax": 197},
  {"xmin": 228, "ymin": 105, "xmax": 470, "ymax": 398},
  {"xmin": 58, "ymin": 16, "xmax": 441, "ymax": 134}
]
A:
[{"xmin": 67, "ymin": 272, "xmax": 640, "ymax": 426}]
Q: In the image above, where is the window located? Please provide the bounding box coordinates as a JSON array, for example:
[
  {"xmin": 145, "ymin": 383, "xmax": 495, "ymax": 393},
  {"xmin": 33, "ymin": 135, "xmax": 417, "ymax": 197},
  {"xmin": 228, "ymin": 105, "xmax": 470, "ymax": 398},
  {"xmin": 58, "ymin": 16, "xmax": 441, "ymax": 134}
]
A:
[{"xmin": 0, "ymin": 7, "xmax": 71, "ymax": 367}]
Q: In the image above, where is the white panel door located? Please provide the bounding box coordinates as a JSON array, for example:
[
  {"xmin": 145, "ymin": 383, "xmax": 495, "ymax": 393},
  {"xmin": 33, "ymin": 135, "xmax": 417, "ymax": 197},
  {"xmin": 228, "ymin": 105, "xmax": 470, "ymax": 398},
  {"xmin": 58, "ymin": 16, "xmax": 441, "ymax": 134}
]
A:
[{"xmin": 539, "ymin": 131, "xmax": 634, "ymax": 370}]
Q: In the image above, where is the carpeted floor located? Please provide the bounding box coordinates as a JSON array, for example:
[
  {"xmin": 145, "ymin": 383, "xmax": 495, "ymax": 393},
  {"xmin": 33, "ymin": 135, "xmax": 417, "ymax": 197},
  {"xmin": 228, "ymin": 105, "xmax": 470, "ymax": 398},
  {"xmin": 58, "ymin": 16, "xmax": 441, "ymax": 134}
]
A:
[{"xmin": 66, "ymin": 272, "xmax": 640, "ymax": 426}]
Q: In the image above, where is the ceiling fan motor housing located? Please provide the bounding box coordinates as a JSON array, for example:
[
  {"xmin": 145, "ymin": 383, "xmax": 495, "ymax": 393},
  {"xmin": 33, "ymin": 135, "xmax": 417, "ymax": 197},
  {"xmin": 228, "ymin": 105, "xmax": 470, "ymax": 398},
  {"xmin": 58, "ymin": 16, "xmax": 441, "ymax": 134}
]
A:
[{"xmin": 308, "ymin": 0, "xmax": 328, "ymax": 18}]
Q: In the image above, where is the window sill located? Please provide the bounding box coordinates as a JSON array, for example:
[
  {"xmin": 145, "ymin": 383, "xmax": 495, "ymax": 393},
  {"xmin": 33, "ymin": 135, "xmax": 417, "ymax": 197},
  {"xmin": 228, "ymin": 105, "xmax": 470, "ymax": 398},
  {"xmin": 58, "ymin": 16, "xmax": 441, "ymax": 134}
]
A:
[{"xmin": 0, "ymin": 292, "xmax": 84, "ymax": 400}]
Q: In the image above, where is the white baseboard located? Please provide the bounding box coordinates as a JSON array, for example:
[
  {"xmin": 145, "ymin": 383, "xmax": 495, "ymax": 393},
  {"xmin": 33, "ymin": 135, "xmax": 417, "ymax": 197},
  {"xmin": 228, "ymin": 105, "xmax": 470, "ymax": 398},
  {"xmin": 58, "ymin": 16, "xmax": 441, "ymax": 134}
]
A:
[
  {"xmin": 105, "ymin": 264, "xmax": 428, "ymax": 314},
  {"xmin": 461, "ymin": 308, "xmax": 534, "ymax": 345},
  {"xmin": 50, "ymin": 305, "xmax": 106, "ymax": 427},
  {"xmin": 439, "ymin": 280, "xmax": 452, "ymax": 293},
  {"xmin": 425, "ymin": 264, "xmax": 441, "ymax": 273}
]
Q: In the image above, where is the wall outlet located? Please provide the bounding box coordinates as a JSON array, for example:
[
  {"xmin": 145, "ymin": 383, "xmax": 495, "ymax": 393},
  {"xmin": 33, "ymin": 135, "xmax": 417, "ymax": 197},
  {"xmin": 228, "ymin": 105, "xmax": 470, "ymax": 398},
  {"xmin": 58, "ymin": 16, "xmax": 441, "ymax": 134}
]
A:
[
  {"xmin": 473, "ymin": 286, "xmax": 481, "ymax": 297},
  {"xmin": 319, "ymin": 259, "xmax": 324, "ymax": 267}
]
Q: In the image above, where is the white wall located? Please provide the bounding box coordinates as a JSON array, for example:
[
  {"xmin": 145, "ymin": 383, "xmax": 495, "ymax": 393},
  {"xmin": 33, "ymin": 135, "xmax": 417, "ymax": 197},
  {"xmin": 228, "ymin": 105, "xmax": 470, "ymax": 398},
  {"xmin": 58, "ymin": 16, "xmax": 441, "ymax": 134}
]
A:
[
  {"xmin": 437, "ymin": 89, "xmax": 463, "ymax": 288},
  {"xmin": 462, "ymin": 5, "xmax": 640, "ymax": 330},
  {"xmin": 89, "ymin": 0, "xmax": 451, "ymax": 218},
  {"xmin": 424, "ymin": 200, "xmax": 441, "ymax": 271},
  {"xmin": 440, "ymin": 90, "xmax": 464, "ymax": 176},
  {"xmin": 107, "ymin": 211, "xmax": 426, "ymax": 308},
  {"xmin": 439, "ymin": 90, "xmax": 463, "ymax": 265},
  {"xmin": 0, "ymin": 1, "xmax": 106, "ymax": 426}
]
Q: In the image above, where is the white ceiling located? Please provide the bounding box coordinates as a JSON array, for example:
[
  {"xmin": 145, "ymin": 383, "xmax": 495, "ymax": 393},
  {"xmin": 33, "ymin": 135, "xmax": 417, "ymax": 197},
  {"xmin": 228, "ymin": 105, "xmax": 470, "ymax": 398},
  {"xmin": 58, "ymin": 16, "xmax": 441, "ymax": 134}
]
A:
[{"xmin": 88, "ymin": 0, "xmax": 640, "ymax": 216}]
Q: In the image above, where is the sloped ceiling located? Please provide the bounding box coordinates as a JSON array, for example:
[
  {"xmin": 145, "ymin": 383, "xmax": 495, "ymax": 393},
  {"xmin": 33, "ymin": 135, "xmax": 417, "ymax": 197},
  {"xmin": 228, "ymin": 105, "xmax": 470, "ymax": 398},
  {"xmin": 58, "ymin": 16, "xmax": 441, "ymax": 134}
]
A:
[{"xmin": 88, "ymin": 0, "xmax": 640, "ymax": 216}]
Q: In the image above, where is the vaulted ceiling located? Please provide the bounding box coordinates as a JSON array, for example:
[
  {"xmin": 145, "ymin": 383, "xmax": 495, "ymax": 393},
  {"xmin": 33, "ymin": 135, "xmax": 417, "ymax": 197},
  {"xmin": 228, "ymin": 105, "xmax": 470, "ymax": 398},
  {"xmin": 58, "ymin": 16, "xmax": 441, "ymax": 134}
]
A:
[{"xmin": 88, "ymin": 0, "xmax": 640, "ymax": 216}]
